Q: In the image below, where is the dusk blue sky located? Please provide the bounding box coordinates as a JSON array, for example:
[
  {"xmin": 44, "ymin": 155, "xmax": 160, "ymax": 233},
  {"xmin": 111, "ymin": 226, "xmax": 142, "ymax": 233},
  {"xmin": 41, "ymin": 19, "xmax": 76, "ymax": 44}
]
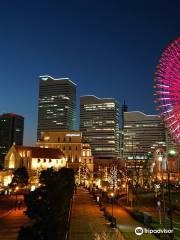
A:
[{"xmin": 0, "ymin": 0, "xmax": 179, "ymax": 145}]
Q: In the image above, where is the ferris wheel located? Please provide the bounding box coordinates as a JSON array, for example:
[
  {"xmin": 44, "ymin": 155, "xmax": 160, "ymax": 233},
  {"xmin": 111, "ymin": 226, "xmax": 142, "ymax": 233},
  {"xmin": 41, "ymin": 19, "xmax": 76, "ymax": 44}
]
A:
[{"xmin": 154, "ymin": 37, "xmax": 180, "ymax": 145}]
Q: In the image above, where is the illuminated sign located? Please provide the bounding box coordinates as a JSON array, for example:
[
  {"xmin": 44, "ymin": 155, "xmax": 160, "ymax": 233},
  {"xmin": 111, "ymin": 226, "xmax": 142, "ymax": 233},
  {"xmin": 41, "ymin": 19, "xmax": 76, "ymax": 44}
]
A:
[{"xmin": 66, "ymin": 133, "xmax": 80, "ymax": 137}]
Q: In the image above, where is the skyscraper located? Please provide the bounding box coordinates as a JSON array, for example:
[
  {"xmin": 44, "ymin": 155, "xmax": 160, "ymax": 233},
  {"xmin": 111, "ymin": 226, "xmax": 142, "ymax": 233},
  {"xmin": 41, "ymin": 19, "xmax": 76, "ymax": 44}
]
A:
[
  {"xmin": 123, "ymin": 111, "xmax": 166, "ymax": 160},
  {"xmin": 37, "ymin": 75, "xmax": 76, "ymax": 140},
  {"xmin": 80, "ymin": 95, "xmax": 120, "ymax": 160},
  {"xmin": 119, "ymin": 101, "xmax": 128, "ymax": 158},
  {"xmin": 0, "ymin": 113, "xmax": 24, "ymax": 167}
]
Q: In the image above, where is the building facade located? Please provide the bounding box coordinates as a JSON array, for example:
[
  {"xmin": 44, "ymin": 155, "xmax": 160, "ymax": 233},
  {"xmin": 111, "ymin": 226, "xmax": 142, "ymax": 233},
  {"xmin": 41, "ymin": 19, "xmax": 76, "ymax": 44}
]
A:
[
  {"xmin": 80, "ymin": 95, "xmax": 120, "ymax": 160},
  {"xmin": 5, "ymin": 145, "xmax": 66, "ymax": 171},
  {"xmin": 123, "ymin": 111, "xmax": 166, "ymax": 160},
  {"xmin": 36, "ymin": 130, "xmax": 94, "ymax": 173},
  {"xmin": 0, "ymin": 113, "xmax": 24, "ymax": 168},
  {"xmin": 37, "ymin": 75, "xmax": 76, "ymax": 139}
]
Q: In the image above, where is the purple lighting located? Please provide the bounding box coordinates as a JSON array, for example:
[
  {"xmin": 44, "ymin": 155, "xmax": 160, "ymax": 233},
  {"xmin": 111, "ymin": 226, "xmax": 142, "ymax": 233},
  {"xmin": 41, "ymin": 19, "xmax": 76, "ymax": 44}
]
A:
[{"xmin": 154, "ymin": 37, "xmax": 180, "ymax": 145}]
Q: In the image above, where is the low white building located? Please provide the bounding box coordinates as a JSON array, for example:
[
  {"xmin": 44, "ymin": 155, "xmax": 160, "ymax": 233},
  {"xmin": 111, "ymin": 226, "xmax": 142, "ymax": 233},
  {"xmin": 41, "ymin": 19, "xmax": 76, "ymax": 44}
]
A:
[{"xmin": 4, "ymin": 145, "xmax": 66, "ymax": 171}]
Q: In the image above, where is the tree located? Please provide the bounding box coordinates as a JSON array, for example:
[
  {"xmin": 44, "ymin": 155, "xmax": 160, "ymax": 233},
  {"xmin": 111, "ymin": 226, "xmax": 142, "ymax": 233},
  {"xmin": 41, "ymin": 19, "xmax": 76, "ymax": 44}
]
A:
[
  {"xmin": 18, "ymin": 167, "xmax": 75, "ymax": 240},
  {"xmin": 80, "ymin": 162, "xmax": 89, "ymax": 183},
  {"xmin": 11, "ymin": 167, "xmax": 29, "ymax": 187}
]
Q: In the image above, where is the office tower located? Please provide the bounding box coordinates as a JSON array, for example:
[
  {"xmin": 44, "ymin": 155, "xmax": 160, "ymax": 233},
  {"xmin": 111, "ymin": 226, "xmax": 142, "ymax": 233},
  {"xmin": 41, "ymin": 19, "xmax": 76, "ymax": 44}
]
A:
[
  {"xmin": 166, "ymin": 131, "xmax": 179, "ymax": 153},
  {"xmin": 37, "ymin": 75, "xmax": 76, "ymax": 139},
  {"xmin": 119, "ymin": 101, "xmax": 128, "ymax": 158},
  {"xmin": 80, "ymin": 95, "xmax": 120, "ymax": 160},
  {"xmin": 123, "ymin": 111, "xmax": 166, "ymax": 160},
  {"xmin": 0, "ymin": 113, "xmax": 24, "ymax": 167},
  {"xmin": 121, "ymin": 101, "xmax": 128, "ymax": 129}
]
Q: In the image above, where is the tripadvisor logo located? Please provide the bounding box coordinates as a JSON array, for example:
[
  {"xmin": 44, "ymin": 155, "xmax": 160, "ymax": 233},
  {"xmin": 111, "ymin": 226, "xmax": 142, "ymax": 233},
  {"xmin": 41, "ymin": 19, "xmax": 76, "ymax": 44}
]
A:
[
  {"xmin": 135, "ymin": 227, "xmax": 174, "ymax": 236},
  {"xmin": 135, "ymin": 227, "xmax": 143, "ymax": 236}
]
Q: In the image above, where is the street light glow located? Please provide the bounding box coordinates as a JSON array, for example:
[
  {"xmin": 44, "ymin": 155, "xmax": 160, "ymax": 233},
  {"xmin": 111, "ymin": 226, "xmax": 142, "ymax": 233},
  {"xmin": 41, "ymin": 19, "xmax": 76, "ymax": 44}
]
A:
[
  {"xmin": 158, "ymin": 156, "xmax": 163, "ymax": 161},
  {"xmin": 110, "ymin": 192, "xmax": 114, "ymax": 197},
  {"xmin": 169, "ymin": 149, "xmax": 176, "ymax": 156}
]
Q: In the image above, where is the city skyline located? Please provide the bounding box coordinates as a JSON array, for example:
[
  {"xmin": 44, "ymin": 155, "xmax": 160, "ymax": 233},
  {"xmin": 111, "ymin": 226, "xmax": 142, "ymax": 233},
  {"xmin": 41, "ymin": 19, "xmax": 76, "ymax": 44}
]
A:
[{"xmin": 0, "ymin": 1, "xmax": 179, "ymax": 145}]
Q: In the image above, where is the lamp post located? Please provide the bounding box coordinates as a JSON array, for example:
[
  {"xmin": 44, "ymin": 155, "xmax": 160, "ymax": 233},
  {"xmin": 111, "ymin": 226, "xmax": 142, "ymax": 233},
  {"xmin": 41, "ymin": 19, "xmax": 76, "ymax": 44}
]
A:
[
  {"xmin": 160, "ymin": 149, "xmax": 175, "ymax": 239},
  {"xmin": 15, "ymin": 186, "xmax": 19, "ymax": 199},
  {"xmin": 110, "ymin": 191, "xmax": 116, "ymax": 228},
  {"xmin": 15, "ymin": 186, "xmax": 19, "ymax": 209},
  {"xmin": 110, "ymin": 192, "xmax": 114, "ymax": 218},
  {"xmin": 158, "ymin": 155, "xmax": 166, "ymax": 228},
  {"xmin": 167, "ymin": 149, "xmax": 176, "ymax": 240}
]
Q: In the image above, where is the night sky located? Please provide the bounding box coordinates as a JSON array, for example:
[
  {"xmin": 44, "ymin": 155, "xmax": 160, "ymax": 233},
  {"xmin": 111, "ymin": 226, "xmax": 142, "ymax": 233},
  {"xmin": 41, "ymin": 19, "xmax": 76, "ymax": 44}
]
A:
[{"xmin": 0, "ymin": 0, "xmax": 179, "ymax": 145}]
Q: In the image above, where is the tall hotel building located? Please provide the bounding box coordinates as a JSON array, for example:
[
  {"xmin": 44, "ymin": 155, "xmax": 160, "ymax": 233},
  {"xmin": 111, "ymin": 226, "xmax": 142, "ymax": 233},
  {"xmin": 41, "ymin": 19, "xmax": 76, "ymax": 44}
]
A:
[
  {"xmin": 37, "ymin": 76, "xmax": 76, "ymax": 140},
  {"xmin": 80, "ymin": 96, "xmax": 120, "ymax": 160},
  {"xmin": 0, "ymin": 113, "xmax": 24, "ymax": 167},
  {"xmin": 123, "ymin": 111, "xmax": 166, "ymax": 160}
]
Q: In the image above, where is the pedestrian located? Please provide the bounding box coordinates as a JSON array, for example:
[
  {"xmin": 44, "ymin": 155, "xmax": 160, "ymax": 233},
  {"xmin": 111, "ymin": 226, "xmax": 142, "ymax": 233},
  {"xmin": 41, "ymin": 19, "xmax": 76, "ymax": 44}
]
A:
[
  {"xmin": 15, "ymin": 202, "xmax": 17, "ymax": 211},
  {"xmin": 74, "ymin": 183, "xmax": 77, "ymax": 194},
  {"xmin": 17, "ymin": 200, "xmax": 21, "ymax": 210}
]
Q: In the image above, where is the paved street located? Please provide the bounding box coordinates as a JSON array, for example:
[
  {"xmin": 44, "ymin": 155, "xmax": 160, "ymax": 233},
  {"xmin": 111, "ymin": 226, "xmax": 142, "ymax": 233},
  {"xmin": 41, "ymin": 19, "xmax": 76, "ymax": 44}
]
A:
[
  {"xmin": 105, "ymin": 204, "xmax": 158, "ymax": 240},
  {"xmin": 69, "ymin": 187, "xmax": 119, "ymax": 240},
  {"xmin": 0, "ymin": 195, "xmax": 16, "ymax": 217},
  {"xmin": 0, "ymin": 206, "xmax": 30, "ymax": 240}
]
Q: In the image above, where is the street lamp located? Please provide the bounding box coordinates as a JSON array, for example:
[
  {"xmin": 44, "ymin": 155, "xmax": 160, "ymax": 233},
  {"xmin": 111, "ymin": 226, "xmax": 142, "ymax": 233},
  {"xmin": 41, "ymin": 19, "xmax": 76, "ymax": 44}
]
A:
[
  {"xmin": 15, "ymin": 186, "xmax": 19, "ymax": 207},
  {"xmin": 169, "ymin": 149, "xmax": 176, "ymax": 157},
  {"xmin": 110, "ymin": 192, "xmax": 116, "ymax": 228},
  {"xmin": 166, "ymin": 149, "xmax": 175, "ymax": 240},
  {"xmin": 157, "ymin": 154, "xmax": 166, "ymax": 227},
  {"xmin": 159, "ymin": 149, "xmax": 174, "ymax": 239},
  {"xmin": 110, "ymin": 192, "xmax": 114, "ymax": 218}
]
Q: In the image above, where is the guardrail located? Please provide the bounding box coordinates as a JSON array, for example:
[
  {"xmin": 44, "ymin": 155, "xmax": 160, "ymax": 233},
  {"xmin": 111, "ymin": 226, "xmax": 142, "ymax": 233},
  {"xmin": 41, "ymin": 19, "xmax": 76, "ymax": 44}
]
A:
[{"xmin": 65, "ymin": 194, "xmax": 74, "ymax": 240}]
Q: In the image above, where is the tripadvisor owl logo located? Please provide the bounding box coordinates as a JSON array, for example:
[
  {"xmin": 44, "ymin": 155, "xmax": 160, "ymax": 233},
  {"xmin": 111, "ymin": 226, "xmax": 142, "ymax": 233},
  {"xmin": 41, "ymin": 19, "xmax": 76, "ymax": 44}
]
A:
[{"xmin": 135, "ymin": 227, "xmax": 144, "ymax": 236}]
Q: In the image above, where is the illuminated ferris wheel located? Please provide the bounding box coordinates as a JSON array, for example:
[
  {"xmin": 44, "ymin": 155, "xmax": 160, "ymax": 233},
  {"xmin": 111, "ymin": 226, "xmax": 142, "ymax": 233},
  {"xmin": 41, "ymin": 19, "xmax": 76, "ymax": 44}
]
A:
[{"xmin": 154, "ymin": 37, "xmax": 180, "ymax": 145}]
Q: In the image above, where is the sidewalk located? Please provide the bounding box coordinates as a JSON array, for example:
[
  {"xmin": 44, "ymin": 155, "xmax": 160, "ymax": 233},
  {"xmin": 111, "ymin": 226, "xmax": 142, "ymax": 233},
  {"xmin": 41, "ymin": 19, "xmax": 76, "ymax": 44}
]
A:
[
  {"xmin": 69, "ymin": 187, "xmax": 119, "ymax": 240},
  {"xmin": 105, "ymin": 203, "xmax": 158, "ymax": 240}
]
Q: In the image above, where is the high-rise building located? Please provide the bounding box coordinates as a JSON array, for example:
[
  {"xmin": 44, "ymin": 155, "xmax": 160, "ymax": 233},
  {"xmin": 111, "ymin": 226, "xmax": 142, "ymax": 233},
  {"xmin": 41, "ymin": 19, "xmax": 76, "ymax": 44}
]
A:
[
  {"xmin": 123, "ymin": 111, "xmax": 166, "ymax": 160},
  {"xmin": 119, "ymin": 101, "xmax": 128, "ymax": 158},
  {"xmin": 37, "ymin": 75, "xmax": 76, "ymax": 139},
  {"xmin": 0, "ymin": 113, "xmax": 24, "ymax": 167},
  {"xmin": 80, "ymin": 95, "xmax": 120, "ymax": 160},
  {"xmin": 166, "ymin": 131, "xmax": 180, "ymax": 153}
]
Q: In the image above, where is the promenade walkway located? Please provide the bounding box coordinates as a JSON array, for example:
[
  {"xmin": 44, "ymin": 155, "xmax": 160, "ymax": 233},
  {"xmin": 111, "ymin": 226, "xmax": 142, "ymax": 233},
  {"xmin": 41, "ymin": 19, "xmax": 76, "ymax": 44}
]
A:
[
  {"xmin": 69, "ymin": 187, "xmax": 119, "ymax": 240},
  {"xmin": 105, "ymin": 204, "xmax": 158, "ymax": 240}
]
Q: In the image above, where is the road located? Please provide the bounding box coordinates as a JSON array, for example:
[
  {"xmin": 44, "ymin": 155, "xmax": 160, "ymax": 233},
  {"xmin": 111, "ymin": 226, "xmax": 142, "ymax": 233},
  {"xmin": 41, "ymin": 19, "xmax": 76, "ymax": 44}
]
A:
[
  {"xmin": 69, "ymin": 187, "xmax": 119, "ymax": 240},
  {"xmin": 0, "ymin": 195, "xmax": 16, "ymax": 217},
  {"xmin": 0, "ymin": 198, "xmax": 30, "ymax": 240}
]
